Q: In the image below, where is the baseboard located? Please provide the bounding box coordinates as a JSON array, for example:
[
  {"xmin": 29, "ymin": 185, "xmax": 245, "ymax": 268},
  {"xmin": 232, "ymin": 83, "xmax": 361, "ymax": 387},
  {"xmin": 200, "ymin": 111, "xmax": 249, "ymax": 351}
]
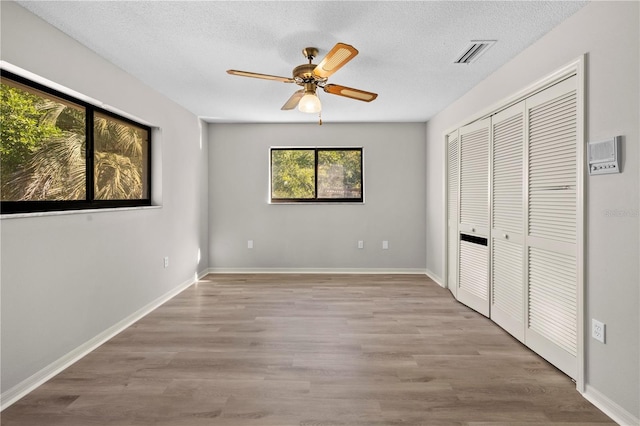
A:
[
  {"xmin": 0, "ymin": 269, "xmax": 208, "ymax": 411},
  {"xmin": 424, "ymin": 268, "xmax": 444, "ymax": 287},
  {"xmin": 205, "ymin": 267, "xmax": 428, "ymax": 275},
  {"xmin": 582, "ymin": 384, "xmax": 639, "ymax": 425}
]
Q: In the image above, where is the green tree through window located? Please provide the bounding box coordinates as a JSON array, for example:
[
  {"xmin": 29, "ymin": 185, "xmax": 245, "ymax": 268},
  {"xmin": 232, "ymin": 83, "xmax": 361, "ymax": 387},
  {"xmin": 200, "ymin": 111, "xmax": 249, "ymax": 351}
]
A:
[
  {"xmin": 318, "ymin": 150, "xmax": 362, "ymax": 199},
  {"xmin": 1, "ymin": 79, "xmax": 86, "ymax": 201},
  {"xmin": 270, "ymin": 148, "xmax": 363, "ymax": 202},
  {"xmin": 0, "ymin": 71, "xmax": 150, "ymax": 213},
  {"xmin": 271, "ymin": 149, "xmax": 315, "ymax": 199},
  {"xmin": 94, "ymin": 112, "xmax": 148, "ymax": 200}
]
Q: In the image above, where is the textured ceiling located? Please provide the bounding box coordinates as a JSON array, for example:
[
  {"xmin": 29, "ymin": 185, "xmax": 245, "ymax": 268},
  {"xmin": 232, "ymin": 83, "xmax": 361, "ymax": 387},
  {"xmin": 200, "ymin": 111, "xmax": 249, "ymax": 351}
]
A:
[{"xmin": 16, "ymin": 1, "xmax": 587, "ymax": 124}]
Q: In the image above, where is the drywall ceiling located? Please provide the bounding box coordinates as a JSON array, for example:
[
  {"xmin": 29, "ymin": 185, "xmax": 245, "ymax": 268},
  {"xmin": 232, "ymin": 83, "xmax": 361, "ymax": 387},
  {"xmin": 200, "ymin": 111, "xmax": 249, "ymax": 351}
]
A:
[{"xmin": 16, "ymin": 1, "xmax": 587, "ymax": 124}]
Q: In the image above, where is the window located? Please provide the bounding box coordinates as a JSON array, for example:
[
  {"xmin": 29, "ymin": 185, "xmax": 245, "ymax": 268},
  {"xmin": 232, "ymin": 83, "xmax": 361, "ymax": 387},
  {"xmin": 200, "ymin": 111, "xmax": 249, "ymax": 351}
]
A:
[
  {"xmin": 270, "ymin": 148, "xmax": 363, "ymax": 203},
  {"xmin": 1, "ymin": 70, "xmax": 151, "ymax": 214}
]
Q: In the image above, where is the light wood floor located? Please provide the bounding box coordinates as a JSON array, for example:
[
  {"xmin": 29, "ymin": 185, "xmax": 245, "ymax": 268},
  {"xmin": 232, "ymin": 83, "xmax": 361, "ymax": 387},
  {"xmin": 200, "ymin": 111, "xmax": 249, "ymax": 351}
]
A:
[{"xmin": 2, "ymin": 274, "xmax": 614, "ymax": 426}]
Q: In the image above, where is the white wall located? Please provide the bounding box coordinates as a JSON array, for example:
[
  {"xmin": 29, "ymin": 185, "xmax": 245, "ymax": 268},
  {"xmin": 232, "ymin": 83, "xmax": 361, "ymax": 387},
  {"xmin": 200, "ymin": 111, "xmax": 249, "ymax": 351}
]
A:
[
  {"xmin": 0, "ymin": 1, "xmax": 209, "ymax": 396},
  {"xmin": 208, "ymin": 122, "xmax": 426, "ymax": 272},
  {"xmin": 425, "ymin": 1, "xmax": 639, "ymax": 421},
  {"xmin": 3, "ymin": 0, "xmax": 637, "ymax": 420}
]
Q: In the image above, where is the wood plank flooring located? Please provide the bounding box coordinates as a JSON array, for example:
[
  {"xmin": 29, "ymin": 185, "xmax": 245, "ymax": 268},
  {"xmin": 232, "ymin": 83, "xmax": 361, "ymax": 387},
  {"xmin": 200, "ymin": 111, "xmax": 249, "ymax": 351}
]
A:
[{"xmin": 2, "ymin": 274, "xmax": 614, "ymax": 425}]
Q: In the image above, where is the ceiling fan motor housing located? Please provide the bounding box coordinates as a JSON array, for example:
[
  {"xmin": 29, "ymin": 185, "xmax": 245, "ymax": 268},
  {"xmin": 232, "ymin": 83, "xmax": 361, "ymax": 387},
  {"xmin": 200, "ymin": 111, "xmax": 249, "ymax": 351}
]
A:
[{"xmin": 293, "ymin": 64, "xmax": 316, "ymax": 80}]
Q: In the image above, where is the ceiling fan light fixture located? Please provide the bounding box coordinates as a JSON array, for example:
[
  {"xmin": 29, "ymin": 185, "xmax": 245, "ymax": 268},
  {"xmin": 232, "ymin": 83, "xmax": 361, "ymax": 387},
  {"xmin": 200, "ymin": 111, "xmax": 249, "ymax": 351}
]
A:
[{"xmin": 298, "ymin": 91, "xmax": 322, "ymax": 113}]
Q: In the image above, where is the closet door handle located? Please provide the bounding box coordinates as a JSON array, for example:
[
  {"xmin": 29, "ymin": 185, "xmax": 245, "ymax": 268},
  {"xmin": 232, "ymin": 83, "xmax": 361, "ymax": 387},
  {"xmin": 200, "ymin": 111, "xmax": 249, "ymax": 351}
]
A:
[{"xmin": 503, "ymin": 233, "xmax": 509, "ymax": 240}]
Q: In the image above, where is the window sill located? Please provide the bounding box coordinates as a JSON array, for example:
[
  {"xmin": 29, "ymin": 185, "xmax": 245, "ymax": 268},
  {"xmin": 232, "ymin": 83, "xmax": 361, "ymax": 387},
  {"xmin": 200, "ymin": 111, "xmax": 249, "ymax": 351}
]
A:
[
  {"xmin": 1, "ymin": 205, "xmax": 162, "ymax": 220},
  {"xmin": 269, "ymin": 201, "xmax": 366, "ymax": 205}
]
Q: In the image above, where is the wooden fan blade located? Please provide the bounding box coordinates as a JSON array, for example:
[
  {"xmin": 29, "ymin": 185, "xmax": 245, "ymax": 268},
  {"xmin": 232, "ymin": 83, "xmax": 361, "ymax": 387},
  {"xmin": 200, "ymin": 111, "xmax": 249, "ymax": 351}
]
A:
[
  {"xmin": 227, "ymin": 70, "xmax": 294, "ymax": 83},
  {"xmin": 313, "ymin": 43, "xmax": 358, "ymax": 78},
  {"xmin": 281, "ymin": 90, "xmax": 305, "ymax": 110},
  {"xmin": 323, "ymin": 84, "xmax": 378, "ymax": 102}
]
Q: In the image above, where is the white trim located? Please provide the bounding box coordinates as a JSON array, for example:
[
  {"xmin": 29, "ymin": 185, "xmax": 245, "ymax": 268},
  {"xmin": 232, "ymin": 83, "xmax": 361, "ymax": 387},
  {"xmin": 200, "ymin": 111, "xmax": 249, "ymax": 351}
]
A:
[
  {"xmin": 206, "ymin": 268, "xmax": 427, "ymax": 275},
  {"xmin": 425, "ymin": 268, "xmax": 444, "ymax": 287},
  {"xmin": 0, "ymin": 270, "xmax": 208, "ymax": 411},
  {"xmin": 574, "ymin": 56, "xmax": 586, "ymax": 393},
  {"xmin": 442, "ymin": 130, "xmax": 449, "ymax": 293},
  {"xmin": 0, "ymin": 205, "xmax": 162, "ymax": 220},
  {"xmin": 582, "ymin": 385, "xmax": 639, "ymax": 426}
]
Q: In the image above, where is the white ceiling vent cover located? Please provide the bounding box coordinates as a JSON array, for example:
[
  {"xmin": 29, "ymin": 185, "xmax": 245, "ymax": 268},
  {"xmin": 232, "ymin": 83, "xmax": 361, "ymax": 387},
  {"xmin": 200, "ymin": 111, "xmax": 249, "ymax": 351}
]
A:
[{"xmin": 454, "ymin": 40, "xmax": 496, "ymax": 64}]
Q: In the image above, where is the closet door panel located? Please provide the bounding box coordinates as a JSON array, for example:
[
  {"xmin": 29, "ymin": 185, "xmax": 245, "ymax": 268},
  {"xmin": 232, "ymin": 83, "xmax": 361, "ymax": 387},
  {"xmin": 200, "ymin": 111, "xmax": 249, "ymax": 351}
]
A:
[
  {"xmin": 525, "ymin": 76, "xmax": 578, "ymax": 379},
  {"xmin": 490, "ymin": 102, "xmax": 525, "ymax": 341},
  {"xmin": 457, "ymin": 118, "xmax": 490, "ymax": 316},
  {"xmin": 528, "ymin": 247, "xmax": 577, "ymax": 356},
  {"xmin": 528, "ymin": 88, "xmax": 577, "ymax": 245},
  {"xmin": 491, "ymin": 239, "xmax": 524, "ymax": 339},
  {"xmin": 458, "ymin": 237, "xmax": 489, "ymax": 316},
  {"xmin": 447, "ymin": 130, "xmax": 459, "ymax": 298},
  {"xmin": 459, "ymin": 118, "xmax": 490, "ymax": 236}
]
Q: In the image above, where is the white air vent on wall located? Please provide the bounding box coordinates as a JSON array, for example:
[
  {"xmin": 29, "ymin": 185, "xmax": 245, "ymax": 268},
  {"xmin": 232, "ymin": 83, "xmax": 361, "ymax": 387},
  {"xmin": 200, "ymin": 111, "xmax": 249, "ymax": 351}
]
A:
[{"xmin": 454, "ymin": 40, "xmax": 496, "ymax": 64}]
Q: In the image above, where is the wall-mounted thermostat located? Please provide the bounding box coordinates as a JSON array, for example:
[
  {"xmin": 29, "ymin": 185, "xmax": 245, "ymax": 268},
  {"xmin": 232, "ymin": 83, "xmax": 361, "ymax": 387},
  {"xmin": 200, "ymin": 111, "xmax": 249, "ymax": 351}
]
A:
[{"xmin": 588, "ymin": 136, "xmax": 621, "ymax": 175}]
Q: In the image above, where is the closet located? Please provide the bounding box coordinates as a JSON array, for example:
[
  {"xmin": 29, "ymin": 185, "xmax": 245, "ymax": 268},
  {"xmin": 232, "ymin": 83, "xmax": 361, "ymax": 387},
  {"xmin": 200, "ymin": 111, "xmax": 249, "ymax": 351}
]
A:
[{"xmin": 446, "ymin": 67, "xmax": 582, "ymax": 380}]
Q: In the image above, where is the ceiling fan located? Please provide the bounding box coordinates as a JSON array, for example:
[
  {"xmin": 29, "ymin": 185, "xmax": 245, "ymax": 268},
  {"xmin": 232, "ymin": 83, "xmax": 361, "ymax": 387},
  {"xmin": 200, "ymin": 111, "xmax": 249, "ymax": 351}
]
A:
[{"xmin": 227, "ymin": 43, "xmax": 378, "ymax": 117}]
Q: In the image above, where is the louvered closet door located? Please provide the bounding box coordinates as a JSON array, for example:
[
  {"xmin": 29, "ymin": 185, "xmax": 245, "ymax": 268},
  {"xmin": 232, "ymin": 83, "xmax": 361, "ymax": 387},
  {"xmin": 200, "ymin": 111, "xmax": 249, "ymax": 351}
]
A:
[
  {"xmin": 525, "ymin": 76, "xmax": 578, "ymax": 379},
  {"xmin": 458, "ymin": 118, "xmax": 490, "ymax": 316},
  {"xmin": 490, "ymin": 102, "xmax": 525, "ymax": 342},
  {"xmin": 447, "ymin": 130, "xmax": 459, "ymax": 298}
]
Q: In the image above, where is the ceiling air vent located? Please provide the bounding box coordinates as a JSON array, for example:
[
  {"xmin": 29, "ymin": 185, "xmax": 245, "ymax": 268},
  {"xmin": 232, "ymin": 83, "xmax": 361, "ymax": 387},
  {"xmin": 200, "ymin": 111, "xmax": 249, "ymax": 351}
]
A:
[{"xmin": 454, "ymin": 40, "xmax": 496, "ymax": 64}]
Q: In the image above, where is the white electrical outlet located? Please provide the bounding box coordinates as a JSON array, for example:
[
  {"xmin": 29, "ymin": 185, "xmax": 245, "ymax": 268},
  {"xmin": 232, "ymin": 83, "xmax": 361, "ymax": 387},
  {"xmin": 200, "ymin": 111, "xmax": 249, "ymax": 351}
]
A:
[
  {"xmin": 248, "ymin": 240, "xmax": 254, "ymax": 249},
  {"xmin": 358, "ymin": 240, "xmax": 364, "ymax": 249},
  {"xmin": 382, "ymin": 240, "xmax": 389, "ymax": 250},
  {"xmin": 592, "ymin": 319, "xmax": 605, "ymax": 343},
  {"xmin": 163, "ymin": 256, "xmax": 169, "ymax": 268}
]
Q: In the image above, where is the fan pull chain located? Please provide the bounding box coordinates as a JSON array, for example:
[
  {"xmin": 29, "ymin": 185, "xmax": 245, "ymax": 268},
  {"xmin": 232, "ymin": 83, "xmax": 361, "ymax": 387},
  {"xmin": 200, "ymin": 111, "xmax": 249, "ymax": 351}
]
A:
[{"xmin": 318, "ymin": 112, "xmax": 322, "ymax": 126}]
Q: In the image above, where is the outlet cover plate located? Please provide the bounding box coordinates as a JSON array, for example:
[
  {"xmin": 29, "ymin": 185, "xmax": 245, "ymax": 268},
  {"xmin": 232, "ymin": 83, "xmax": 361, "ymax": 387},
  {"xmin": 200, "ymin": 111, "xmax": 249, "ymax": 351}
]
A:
[{"xmin": 592, "ymin": 319, "xmax": 605, "ymax": 343}]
